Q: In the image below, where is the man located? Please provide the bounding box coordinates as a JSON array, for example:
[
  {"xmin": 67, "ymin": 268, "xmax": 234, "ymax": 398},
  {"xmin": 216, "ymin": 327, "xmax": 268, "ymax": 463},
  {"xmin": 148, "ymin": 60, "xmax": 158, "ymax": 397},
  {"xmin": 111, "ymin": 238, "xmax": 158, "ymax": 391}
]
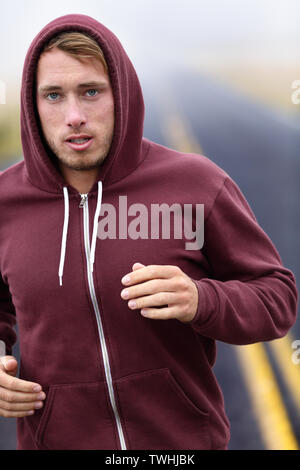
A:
[{"xmin": 0, "ymin": 14, "xmax": 297, "ymax": 450}]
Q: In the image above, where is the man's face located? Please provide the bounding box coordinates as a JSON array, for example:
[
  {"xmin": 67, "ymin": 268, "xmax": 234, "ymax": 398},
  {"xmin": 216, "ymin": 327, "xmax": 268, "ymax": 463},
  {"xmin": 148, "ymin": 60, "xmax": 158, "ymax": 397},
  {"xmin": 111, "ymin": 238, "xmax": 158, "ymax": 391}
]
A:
[{"xmin": 36, "ymin": 48, "xmax": 115, "ymax": 172}]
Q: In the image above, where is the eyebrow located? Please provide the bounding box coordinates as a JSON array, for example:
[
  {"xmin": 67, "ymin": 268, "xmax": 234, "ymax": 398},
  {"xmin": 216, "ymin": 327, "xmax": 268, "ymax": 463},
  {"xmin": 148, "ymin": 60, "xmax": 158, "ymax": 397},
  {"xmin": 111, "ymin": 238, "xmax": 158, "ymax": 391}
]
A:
[{"xmin": 38, "ymin": 81, "xmax": 108, "ymax": 93}]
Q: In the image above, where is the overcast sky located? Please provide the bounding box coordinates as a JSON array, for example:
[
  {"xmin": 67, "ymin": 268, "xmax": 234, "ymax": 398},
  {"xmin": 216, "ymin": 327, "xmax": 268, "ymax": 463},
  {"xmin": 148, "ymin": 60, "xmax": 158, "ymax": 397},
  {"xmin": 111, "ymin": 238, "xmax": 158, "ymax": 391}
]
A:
[{"xmin": 1, "ymin": 0, "xmax": 300, "ymax": 88}]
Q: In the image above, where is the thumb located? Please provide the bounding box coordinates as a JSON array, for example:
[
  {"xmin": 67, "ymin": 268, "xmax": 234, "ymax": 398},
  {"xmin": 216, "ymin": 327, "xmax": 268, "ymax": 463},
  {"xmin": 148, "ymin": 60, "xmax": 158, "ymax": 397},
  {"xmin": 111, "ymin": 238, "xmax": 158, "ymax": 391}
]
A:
[
  {"xmin": 132, "ymin": 262, "xmax": 146, "ymax": 271},
  {"xmin": 0, "ymin": 356, "xmax": 18, "ymax": 375}
]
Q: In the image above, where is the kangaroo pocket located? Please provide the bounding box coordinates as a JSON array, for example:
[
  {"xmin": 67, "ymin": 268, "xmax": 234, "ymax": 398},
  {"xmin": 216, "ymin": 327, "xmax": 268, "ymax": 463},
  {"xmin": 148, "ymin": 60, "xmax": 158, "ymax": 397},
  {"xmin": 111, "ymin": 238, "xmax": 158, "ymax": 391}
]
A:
[
  {"xmin": 116, "ymin": 368, "xmax": 211, "ymax": 450},
  {"xmin": 25, "ymin": 381, "xmax": 117, "ymax": 450}
]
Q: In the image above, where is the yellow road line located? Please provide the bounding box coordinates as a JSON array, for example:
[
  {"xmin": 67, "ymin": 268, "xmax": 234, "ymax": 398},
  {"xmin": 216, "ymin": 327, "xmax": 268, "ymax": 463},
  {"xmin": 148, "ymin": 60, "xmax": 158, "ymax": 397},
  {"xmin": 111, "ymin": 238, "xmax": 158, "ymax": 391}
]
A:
[
  {"xmin": 163, "ymin": 112, "xmax": 204, "ymax": 155},
  {"xmin": 158, "ymin": 87, "xmax": 204, "ymax": 155},
  {"xmin": 235, "ymin": 343, "xmax": 299, "ymax": 450},
  {"xmin": 162, "ymin": 99, "xmax": 299, "ymax": 450},
  {"xmin": 268, "ymin": 333, "xmax": 300, "ymax": 416}
]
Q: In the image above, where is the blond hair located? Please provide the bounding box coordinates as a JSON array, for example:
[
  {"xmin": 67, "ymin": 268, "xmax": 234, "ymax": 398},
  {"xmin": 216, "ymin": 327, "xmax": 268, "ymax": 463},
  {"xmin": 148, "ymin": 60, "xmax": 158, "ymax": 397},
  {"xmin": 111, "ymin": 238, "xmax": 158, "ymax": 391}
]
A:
[{"xmin": 42, "ymin": 31, "xmax": 108, "ymax": 73}]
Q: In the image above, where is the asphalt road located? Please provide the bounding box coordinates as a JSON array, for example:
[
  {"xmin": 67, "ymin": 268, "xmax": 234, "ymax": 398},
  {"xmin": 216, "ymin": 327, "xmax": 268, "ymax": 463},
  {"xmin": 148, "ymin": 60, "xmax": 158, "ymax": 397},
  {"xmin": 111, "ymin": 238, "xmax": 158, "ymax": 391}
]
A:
[
  {"xmin": 142, "ymin": 67, "xmax": 300, "ymax": 449},
  {"xmin": 0, "ymin": 68, "xmax": 299, "ymax": 450}
]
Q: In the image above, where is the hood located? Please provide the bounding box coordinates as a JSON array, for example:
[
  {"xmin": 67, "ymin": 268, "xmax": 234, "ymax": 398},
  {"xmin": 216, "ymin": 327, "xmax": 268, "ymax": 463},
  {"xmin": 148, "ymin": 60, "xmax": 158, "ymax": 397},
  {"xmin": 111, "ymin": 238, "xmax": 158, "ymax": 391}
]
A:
[{"xmin": 20, "ymin": 13, "xmax": 145, "ymax": 194}]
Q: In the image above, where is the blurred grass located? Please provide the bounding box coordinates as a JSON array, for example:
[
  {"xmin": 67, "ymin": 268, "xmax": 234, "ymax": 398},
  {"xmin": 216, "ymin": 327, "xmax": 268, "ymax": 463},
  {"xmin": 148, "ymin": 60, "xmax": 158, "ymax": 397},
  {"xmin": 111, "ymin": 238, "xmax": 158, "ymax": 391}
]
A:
[{"xmin": 0, "ymin": 102, "xmax": 22, "ymax": 163}]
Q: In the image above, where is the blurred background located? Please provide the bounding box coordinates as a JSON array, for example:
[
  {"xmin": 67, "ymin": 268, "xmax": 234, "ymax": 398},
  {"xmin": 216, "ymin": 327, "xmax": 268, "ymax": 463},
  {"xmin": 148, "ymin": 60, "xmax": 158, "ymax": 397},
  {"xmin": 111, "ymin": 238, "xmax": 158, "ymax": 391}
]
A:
[{"xmin": 0, "ymin": 0, "xmax": 300, "ymax": 450}]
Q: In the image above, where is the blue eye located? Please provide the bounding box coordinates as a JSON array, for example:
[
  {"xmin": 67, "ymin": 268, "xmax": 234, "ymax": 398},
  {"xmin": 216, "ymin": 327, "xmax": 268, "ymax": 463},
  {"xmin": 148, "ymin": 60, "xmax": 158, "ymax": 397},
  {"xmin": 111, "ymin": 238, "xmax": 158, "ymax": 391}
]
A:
[
  {"xmin": 86, "ymin": 89, "xmax": 98, "ymax": 97},
  {"xmin": 47, "ymin": 92, "xmax": 59, "ymax": 101}
]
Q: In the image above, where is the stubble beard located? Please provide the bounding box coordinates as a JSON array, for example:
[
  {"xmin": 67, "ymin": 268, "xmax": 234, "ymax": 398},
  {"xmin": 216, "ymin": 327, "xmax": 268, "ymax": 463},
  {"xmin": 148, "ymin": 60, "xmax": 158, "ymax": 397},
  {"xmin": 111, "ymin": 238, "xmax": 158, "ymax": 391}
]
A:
[{"xmin": 45, "ymin": 131, "xmax": 114, "ymax": 172}]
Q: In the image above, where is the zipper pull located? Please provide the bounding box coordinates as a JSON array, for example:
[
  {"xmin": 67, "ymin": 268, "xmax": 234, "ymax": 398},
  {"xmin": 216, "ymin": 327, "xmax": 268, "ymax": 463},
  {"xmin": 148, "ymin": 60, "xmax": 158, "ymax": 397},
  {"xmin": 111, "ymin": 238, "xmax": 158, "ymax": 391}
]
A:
[{"xmin": 79, "ymin": 193, "xmax": 88, "ymax": 208}]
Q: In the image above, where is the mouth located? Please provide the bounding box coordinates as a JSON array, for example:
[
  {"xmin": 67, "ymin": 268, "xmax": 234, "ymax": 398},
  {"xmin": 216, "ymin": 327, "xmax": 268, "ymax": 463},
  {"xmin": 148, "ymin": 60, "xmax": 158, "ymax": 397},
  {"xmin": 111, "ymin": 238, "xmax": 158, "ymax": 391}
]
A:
[{"xmin": 65, "ymin": 135, "xmax": 93, "ymax": 152}]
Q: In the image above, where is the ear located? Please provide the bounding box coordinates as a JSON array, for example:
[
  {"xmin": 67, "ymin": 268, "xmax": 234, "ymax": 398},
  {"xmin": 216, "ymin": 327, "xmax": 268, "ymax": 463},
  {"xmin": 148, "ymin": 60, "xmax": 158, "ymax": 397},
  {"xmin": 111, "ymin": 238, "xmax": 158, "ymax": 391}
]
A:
[{"xmin": 132, "ymin": 262, "xmax": 145, "ymax": 271}]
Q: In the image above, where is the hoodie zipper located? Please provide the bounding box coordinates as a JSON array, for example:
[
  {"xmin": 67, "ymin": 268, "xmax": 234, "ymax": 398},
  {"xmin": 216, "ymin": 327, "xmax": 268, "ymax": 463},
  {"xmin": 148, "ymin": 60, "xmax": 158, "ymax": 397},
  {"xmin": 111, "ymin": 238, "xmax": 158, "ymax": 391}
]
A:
[{"xmin": 80, "ymin": 193, "xmax": 127, "ymax": 450}]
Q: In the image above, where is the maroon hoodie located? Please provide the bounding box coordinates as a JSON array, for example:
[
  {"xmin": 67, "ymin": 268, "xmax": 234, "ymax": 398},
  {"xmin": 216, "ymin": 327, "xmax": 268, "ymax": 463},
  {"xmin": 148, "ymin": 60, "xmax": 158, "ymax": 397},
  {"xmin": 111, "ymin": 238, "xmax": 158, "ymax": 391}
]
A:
[{"xmin": 0, "ymin": 14, "xmax": 297, "ymax": 450}]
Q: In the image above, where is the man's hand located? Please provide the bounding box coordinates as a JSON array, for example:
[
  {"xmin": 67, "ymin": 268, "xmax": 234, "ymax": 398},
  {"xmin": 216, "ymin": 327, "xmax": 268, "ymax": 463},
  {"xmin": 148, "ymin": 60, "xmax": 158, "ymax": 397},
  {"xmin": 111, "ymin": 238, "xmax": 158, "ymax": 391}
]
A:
[
  {"xmin": 0, "ymin": 356, "xmax": 46, "ymax": 418},
  {"xmin": 121, "ymin": 263, "xmax": 199, "ymax": 323}
]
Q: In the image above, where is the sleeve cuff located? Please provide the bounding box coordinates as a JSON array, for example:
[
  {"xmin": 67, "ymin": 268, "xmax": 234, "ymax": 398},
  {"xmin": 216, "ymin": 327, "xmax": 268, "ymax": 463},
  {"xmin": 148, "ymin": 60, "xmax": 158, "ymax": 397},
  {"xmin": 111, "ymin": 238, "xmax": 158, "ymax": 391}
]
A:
[{"xmin": 188, "ymin": 279, "xmax": 219, "ymax": 333}]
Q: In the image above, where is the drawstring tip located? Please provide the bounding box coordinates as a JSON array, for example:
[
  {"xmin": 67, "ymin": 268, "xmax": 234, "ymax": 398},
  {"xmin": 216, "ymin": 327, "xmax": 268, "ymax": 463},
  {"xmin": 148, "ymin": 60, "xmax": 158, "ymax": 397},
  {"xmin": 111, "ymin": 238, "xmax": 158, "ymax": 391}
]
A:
[{"xmin": 59, "ymin": 186, "xmax": 69, "ymax": 289}]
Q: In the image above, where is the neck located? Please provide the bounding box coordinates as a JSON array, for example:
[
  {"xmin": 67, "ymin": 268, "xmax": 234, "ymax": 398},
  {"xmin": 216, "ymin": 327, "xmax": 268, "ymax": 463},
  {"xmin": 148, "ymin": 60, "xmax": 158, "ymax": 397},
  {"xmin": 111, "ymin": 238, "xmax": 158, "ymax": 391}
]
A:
[{"xmin": 59, "ymin": 165, "xmax": 99, "ymax": 194}]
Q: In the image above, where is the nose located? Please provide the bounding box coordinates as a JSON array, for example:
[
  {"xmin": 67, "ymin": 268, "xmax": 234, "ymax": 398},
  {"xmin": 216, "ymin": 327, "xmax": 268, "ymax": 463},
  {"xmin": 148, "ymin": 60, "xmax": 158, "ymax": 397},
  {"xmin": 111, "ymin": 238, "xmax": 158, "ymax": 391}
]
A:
[{"xmin": 65, "ymin": 97, "xmax": 87, "ymax": 129}]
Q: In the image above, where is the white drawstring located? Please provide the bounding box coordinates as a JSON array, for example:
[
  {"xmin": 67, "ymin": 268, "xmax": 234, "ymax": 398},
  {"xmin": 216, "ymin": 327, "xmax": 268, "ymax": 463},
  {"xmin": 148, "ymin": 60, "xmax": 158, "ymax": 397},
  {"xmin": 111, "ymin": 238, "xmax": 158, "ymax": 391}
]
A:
[
  {"xmin": 58, "ymin": 182, "xmax": 103, "ymax": 286},
  {"xmin": 90, "ymin": 181, "xmax": 103, "ymax": 273},
  {"xmin": 58, "ymin": 187, "xmax": 70, "ymax": 286}
]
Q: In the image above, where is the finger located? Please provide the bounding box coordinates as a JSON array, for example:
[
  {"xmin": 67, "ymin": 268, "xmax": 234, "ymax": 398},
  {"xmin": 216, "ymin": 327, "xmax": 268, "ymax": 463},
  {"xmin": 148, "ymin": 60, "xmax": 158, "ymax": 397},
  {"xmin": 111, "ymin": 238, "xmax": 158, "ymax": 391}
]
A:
[
  {"xmin": 121, "ymin": 278, "xmax": 174, "ymax": 300},
  {"xmin": 127, "ymin": 292, "xmax": 176, "ymax": 311},
  {"xmin": 140, "ymin": 305, "xmax": 178, "ymax": 320},
  {"xmin": 0, "ymin": 356, "xmax": 18, "ymax": 376},
  {"xmin": 0, "ymin": 356, "xmax": 18, "ymax": 369},
  {"xmin": 0, "ymin": 408, "xmax": 35, "ymax": 418},
  {"xmin": 122, "ymin": 265, "xmax": 180, "ymax": 286},
  {"xmin": 132, "ymin": 262, "xmax": 145, "ymax": 271},
  {"xmin": 0, "ymin": 387, "xmax": 46, "ymax": 404},
  {"xmin": 0, "ymin": 398, "xmax": 44, "ymax": 412},
  {"xmin": 0, "ymin": 370, "xmax": 42, "ymax": 393}
]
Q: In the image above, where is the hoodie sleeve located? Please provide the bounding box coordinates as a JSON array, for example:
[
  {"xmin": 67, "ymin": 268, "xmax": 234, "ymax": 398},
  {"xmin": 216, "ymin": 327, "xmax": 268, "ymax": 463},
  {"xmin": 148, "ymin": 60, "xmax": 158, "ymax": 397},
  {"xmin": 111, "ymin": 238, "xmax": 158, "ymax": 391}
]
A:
[
  {"xmin": 190, "ymin": 176, "xmax": 298, "ymax": 345},
  {"xmin": 0, "ymin": 273, "xmax": 17, "ymax": 355}
]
